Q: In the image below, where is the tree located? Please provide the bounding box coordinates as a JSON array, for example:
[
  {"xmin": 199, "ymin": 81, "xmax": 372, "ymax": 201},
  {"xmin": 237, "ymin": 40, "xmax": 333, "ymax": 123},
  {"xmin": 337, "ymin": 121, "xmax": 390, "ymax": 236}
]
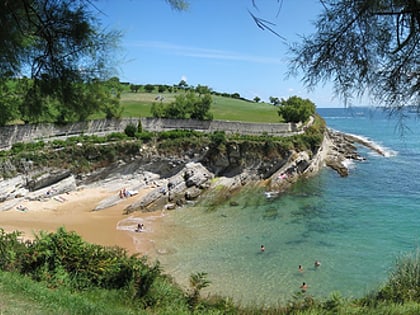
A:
[
  {"xmin": 172, "ymin": 1, "xmax": 419, "ymax": 112},
  {"xmin": 158, "ymin": 85, "xmax": 167, "ymax": 93},
  {"xmin": 190, "ymin": 93, "xmax": 213, "ymax": 120},
  {"xmin": 177, "ymin": 79, "xmax": 188, "ymax": 90},
  {"xmin": 277, "ymin": 96, "xmax": 316, "ymax": 123},
  {"xmin": 253, "ymin": 96, "xmax": 261, "ymax": 103},
  {"xmin": 151, "ymin": 90, "xmax": 213, "ymax": 120},
  {"xmin": 144, "ymin": 84, "xmax": 155, "ymax": 93},
  {"xmin": 165, "ymin": 0, "xmax": 189, "ymax": 11},
  {"xmin": 195, "ymin": 84, "xmax": 212, "ymax": 95},
  {"xmin": 287, "ymin": 0, "xmax": 419, "ymax": 111},
  {"xmin": 269, "ymin": 96, "xmax": 280, "ymax": 106},
  {"xmin": 130, "ymin": 84, "xmax": 140, "ymax": 93},
  {"xmin": 0, "ymin": 0, "xmax": 121, "ymax": 125}
]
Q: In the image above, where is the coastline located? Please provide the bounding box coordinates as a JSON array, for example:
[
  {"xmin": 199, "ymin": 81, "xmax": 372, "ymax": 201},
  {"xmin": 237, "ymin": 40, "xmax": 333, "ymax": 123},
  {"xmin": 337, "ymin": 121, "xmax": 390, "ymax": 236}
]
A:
[
  {"xmin": 0, "ymin": 128, "xmax": 385, "ymax": 260},
  {"xmin": 0, "ymin": 185, "xmax": 165, "ymax": 257}
]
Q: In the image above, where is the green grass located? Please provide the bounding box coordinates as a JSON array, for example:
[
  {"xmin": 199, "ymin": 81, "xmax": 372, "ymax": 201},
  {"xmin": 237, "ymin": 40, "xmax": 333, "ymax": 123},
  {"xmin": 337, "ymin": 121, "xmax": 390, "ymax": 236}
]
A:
[
  {"xmin": 91, "ymin": 91, "xmax": 280, "ymax": 123},
  {"xmin": 210, "ymin": 95, "xmax": 280, "ymax": 122},
  {"xmin": 0, "ymin": 272, "xmax": 142, "ymax": 315}
]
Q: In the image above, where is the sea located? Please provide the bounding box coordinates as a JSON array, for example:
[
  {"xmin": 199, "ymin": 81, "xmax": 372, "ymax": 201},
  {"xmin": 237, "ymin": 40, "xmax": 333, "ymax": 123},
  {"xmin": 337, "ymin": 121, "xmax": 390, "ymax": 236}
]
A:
[{"xmin": 138, "ymin": 107, "xmax": 420, "ymax": 306}]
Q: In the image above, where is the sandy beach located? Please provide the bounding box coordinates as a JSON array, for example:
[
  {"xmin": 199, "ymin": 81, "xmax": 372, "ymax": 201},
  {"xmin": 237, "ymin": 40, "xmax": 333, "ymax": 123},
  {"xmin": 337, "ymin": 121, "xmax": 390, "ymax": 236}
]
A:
[{"xmin": 0, "ymin": 186, "xmax": 165, "ymax": 257}]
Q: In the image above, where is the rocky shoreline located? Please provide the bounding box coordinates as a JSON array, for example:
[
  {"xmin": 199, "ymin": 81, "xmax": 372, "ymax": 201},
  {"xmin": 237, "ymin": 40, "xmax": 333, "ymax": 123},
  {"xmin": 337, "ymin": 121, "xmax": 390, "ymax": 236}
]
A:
[{"xmin": 0, "ymin": 129, "xmax": 385, "ymax": 214}]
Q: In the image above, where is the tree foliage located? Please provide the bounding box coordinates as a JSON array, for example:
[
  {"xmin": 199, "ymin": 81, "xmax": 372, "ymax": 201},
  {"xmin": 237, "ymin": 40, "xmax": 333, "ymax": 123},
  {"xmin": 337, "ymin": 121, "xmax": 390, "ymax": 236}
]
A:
[
  {"xmin": 0, "ymin": 0, "xmax": 122, "ymax": 125},
  {"xmin": 151, "ymin": 91, "xmax": 213, "ymax": 120},
  {"xmin": 288, "ymin": 0, "xmax": 420, "ymax": 110},
  {"xmin": 277, "ymin": 95, "xmax": 316, "ymax": 123},
  {"xmin": 165, "ymin": 0, "xmax": 189, "ymax": 11}
]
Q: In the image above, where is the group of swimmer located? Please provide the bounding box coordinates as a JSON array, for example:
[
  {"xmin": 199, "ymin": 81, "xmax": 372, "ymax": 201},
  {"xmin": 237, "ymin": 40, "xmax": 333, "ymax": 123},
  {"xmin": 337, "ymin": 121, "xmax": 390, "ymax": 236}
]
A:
[{"xmin": 260, "ymin": 245, "xmax": 321, "ymax": 292}]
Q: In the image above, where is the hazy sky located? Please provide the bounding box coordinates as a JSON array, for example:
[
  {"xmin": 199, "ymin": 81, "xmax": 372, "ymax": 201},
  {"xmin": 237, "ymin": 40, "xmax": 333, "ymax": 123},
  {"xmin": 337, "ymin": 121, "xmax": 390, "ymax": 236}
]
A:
[{"xmin": 97, "ymin": 0, "xmax": 354, "ymax": 108}]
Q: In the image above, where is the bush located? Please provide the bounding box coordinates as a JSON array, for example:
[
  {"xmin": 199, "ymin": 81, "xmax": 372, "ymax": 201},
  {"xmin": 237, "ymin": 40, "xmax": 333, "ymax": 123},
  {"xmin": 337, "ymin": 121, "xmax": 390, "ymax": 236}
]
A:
[
  {"xmin": 210, "ymin": 131, "xmax": 226, "ymax": 146},
  {"xmin": 124, "ymin": 124, "xmax": 137, "ymax": 138},
  {"xmin": 106, "ymin": 132, "xmax": 127, "ymax": 141},
  {"xmin": 377, "ymin": 249, "xmax": 420, "ymax": 303},
  {"xmin": 135, "ymin": 131, "xmax": 153, "ymax": 142},
  {"xmin": 158, "ymin": 129, "xmax": 202, "ymax": 140},
  {"xmin": 0, "ymin": 229, "xmax": 27, "ymax": 272}
]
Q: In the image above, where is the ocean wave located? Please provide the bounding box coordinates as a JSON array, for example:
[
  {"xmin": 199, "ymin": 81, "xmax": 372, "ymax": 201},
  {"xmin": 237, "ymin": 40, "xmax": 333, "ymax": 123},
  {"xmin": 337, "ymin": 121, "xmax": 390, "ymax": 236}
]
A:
[
  {"xmin": 347, "ymin": 133, "xmax": 398, "ymax": 157},
  {"xmin": 329, "ymin": 128, "xmax": 398, "ymax": 157},
  {"xmin": 323, "ymin": 116, "xmax": 355, "ymax": 120}
]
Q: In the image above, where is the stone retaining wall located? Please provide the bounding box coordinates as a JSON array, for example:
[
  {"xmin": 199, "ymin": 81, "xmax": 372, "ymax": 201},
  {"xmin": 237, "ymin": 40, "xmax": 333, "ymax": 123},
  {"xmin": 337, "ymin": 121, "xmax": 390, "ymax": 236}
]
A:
[
  {"xmin": 0, "ymin": 118, "xmax": 302, "ymax": 149},
  {"xmin": 140, "ymin": 118, "xmax": 300, "ymax": 135}
]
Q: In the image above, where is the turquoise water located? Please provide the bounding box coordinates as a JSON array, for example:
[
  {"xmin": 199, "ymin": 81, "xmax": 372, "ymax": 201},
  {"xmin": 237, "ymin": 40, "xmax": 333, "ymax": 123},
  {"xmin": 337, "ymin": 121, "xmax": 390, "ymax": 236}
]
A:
[{"xmin": 144, "ymin": 107, "xmax": 420, "ymax": 306}]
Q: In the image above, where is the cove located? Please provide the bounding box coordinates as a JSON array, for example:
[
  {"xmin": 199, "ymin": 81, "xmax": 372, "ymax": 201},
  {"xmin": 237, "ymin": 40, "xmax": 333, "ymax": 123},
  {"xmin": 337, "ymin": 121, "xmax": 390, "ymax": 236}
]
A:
[{"xmin": 138, "ymin": 108, "xmax": 420, "ymax": 306}]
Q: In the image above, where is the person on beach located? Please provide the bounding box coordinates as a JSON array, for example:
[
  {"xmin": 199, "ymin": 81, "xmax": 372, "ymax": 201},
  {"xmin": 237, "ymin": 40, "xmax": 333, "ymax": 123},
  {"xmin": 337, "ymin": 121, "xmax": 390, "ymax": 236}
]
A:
[
  {"xmin": 136, "ymin": 223, "xmax": 144, "ymax": 232},
  {"xmin": 260, "ymin": 245, "xmax": 265, "ymax": 252},
  {"xmin": 300, "ymin": 282, "xmax": 308, "ymax": 292}
]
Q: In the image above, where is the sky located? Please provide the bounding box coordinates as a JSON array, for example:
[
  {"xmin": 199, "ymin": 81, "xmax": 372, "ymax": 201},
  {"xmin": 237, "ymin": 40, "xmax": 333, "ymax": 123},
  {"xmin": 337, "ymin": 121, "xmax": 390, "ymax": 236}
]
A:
[{"xmin": 96, "ymin": 0, "xmax": 354, "ymax": 108}]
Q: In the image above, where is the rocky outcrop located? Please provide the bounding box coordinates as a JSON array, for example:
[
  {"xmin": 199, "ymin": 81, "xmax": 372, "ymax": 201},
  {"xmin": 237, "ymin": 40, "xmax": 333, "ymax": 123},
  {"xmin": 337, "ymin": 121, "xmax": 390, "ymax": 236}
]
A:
[
  {"xmin": 324, "ymin": 129, "xmax": 385, "ymax": 176},
  {"xmin": 0, "ymin": 128, "xmax": 385, "ymax": 213}
]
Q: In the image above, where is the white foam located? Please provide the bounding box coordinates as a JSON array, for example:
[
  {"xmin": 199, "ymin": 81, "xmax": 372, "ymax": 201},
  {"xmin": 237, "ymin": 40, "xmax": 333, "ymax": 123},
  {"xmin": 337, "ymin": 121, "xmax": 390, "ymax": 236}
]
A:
[
  {"xmin": 329, "ymin": 128, "xmax": 398, "ymax": 158},
  {"xmin": 347, "ymin": 133, "xmax": 398, "ymax": 157},
  {"xmin": 116, "ymin": 216, "xmax": 145, "ymax": 232},
  {"xmin": 342, "ymin": 159, "xmax": 355, "ymax": 169}
]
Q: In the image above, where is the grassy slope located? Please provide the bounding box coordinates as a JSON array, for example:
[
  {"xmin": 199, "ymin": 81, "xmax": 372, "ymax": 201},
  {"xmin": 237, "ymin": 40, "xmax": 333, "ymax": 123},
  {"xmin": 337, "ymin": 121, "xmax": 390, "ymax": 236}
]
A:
[
  {"xmin": 0, "ymin": 271, "xmax": 143, "ymax": 315},
  {"xmin": 98, "ymin": 91, "xmax": 281, "ymax": 123}
]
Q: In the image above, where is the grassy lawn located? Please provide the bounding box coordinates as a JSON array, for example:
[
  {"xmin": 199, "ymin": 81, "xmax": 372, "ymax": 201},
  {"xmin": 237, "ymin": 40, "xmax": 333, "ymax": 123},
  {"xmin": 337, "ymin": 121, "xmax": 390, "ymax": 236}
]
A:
[{"xmin": 113, "ymin": 91, "xmax": 280, "ymax": 123}]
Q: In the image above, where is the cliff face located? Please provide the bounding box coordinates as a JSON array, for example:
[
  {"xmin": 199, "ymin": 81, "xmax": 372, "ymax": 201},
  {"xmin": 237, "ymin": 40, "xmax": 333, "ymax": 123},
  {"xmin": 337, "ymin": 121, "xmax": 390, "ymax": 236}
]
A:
[{"xmin": 0, "ymin": 129, "xmax": 383, "ymax": 213}]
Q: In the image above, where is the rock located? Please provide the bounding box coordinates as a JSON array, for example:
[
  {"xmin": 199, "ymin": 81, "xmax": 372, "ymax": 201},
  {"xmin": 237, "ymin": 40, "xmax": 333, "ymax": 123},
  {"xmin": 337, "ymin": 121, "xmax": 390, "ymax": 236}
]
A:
[
  {"xmin": 26, "ymin": 175, "xmax": 77, "ymax": 201},
  {"xmin": 0, "ymin": 176, "xmax": 27, "ymax": 201},
  {"xmin": 185, "ymin": 187, "xmax": 201, "ymax": 200},
  {"xmin": 0, "ymin": 123, "xmax": 386, "ymax": 214},
  {"xmin": 325, "ymin": 158, "xmax": 349, "ymax": 177},
  {"xmin": 164, "ymin": 203, "xmax": 176, "ymax": 210},
  {"xmin": 27, "ymin": 169, "xmax": 71, "ymax": 192},
  {"xmin": 124, "ymin": 187, "xmax": 163, "ymax": 213}
]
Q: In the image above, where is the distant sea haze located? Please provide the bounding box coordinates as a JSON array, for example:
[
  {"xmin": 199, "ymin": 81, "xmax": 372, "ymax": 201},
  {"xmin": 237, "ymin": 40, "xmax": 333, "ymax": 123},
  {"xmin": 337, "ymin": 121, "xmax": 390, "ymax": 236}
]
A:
[{"xmin": 134, "ymin": 107, "xmax": 420, "ymax": 306}]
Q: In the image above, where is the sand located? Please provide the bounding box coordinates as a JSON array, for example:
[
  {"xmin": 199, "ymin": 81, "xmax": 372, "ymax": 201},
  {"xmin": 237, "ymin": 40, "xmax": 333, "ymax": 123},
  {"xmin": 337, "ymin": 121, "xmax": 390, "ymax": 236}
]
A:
[{"xmin": 0, "ymin": 186, "xmax": 166, "ymax": 256}]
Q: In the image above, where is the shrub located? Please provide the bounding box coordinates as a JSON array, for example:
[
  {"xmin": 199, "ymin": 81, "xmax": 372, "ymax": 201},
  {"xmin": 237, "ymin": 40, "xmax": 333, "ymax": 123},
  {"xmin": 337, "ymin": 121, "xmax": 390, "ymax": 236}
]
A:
[
  {"xmin": 0, "ymin": 229, "xmax": 26, "ymax": 272},
  {"xmin": 106, "ymin": 132, "xmax": 127, "ymax": 141},
  {"xmin": 210, "ymin": 131, "xmax": 226, "ymax": 146},
  {"xmin": 135, "ymin": 131, "xmax": 153, "ymax": 142},
  {"xmin": 124, "ymin": 124, "xmax": 137, "ymax": 138},
  {"xmin": 377, "ymin": 249, "xmax": 420, "ymax": 303}
]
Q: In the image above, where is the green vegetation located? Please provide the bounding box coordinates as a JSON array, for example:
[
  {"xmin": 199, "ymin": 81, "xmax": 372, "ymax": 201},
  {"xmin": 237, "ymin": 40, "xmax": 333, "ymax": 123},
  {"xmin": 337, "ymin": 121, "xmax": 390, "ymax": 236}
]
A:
[
  {"xmin": 117, "ymin": 90, "xmax": 280, "ymax": 123},
  {"xmin": 151, "ymin": 90, "xmax": 213, "ymax": 120},
  {"xmin": 277, "ymin": 96, "xmax": 316, "ymax": 123},
  {"xmin": 287, "ymin": 0, "xmax": 419, "ymax": 111},
  {"xmin": 2, "ymin": 80, "xmax": 285, "ymax": 125},
  {"xmin": 1, "ymin": 227, "xmax": 420, "ymax": 314},
  {"xmin": 0, "ymin": 1, "xmax": 122, "ymax": 125},
  {"xmin": 0, "ymin": 112, "xmax": 326, "ymax": 180}
]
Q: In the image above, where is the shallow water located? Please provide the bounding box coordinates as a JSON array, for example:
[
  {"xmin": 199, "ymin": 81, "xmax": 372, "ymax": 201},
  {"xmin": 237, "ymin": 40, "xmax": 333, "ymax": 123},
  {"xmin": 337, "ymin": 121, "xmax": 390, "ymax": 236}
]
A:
[{"xmin": 137, "ymin": 108, "xmax": 420, "ymax": 305}]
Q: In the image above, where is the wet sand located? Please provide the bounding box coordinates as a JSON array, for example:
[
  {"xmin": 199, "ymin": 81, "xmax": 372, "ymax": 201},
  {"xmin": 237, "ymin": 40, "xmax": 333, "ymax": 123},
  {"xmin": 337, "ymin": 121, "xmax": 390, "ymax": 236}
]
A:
[{"xmin": 0, "ymin": 186, "xmax": 166, "ymax": 256}]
